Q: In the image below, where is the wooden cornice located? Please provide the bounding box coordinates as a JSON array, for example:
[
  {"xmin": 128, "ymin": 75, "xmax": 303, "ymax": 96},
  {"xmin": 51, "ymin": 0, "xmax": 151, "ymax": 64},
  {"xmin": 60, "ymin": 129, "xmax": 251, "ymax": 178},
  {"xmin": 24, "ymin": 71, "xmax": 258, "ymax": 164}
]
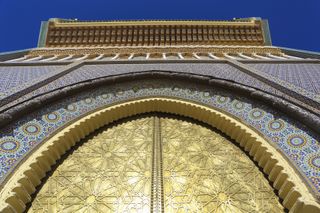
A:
[{"xmin": 43, "ymin": 19, "xmax": 267, "ymax": 47}]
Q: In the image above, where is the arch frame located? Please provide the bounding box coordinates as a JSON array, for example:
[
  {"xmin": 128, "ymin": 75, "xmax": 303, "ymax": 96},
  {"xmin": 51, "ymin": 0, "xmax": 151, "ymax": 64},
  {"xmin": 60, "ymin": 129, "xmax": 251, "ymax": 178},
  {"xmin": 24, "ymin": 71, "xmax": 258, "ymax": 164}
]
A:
[{"xmin": 0, "ymin": 97, "xmax": 319, "ymax": 213}]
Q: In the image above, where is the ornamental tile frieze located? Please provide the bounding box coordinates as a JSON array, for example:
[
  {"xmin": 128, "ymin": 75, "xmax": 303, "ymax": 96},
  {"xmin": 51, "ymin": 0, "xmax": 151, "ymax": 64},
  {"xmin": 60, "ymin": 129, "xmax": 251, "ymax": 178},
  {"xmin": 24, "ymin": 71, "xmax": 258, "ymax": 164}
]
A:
[{"xmin": 0, "ymin": 79, "xmax": 319, "ymax": 198}]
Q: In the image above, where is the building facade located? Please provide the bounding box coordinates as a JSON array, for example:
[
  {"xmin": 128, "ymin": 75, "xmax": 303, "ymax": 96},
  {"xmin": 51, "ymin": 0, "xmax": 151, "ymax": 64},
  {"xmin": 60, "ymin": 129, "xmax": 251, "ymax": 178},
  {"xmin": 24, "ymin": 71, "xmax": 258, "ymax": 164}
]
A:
[{"xmin": 0, "ymin": 17, "xmax": 320, "ymax": 212}]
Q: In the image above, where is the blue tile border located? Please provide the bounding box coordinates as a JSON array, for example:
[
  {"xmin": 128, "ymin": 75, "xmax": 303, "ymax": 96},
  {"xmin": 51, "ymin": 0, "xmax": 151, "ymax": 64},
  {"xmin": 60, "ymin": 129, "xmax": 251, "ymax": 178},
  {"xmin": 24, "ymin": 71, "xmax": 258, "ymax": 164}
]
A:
[{"xmin": 0, "ymin": 79, "xmax": 319, "ymax": 198}]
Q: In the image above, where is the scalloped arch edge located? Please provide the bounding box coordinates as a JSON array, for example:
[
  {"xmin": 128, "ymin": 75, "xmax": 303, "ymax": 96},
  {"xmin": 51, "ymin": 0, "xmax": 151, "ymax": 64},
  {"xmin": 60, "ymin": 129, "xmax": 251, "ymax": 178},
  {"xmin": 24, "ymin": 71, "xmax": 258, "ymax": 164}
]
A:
[{"xmin": 0, "ymin": 97, "xmax": 319, "ymax": 213}]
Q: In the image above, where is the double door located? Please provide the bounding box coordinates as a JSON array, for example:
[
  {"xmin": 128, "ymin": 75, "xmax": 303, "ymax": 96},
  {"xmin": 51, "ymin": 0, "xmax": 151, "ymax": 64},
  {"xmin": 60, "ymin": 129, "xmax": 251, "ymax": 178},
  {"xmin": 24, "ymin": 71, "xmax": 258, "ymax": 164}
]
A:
[{"xmin": 28, "ymin": 114, "xmax": 284, "ymax": 213}]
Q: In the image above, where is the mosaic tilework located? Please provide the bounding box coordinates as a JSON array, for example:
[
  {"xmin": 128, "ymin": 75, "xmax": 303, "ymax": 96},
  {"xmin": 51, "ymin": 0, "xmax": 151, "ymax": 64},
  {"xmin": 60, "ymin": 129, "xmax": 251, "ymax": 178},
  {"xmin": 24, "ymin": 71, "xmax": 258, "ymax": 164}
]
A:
[
  {"xmin": 34, "ymin": 63, "xmax": 277, "ymax": 94},
  {"xmin": 2, "ymin": 63, "xmax": 280, "ymax": 111},
  {"xmin": 0, "ymin": 79, "xmax": 319, "ymax": 197},
  {"xmin": 248, "ymin": 63, "xmax": 320, "ymax": 98},
  {"xmin": 0, "ymin": 65, "xmax": 62, "ymax": 100}
]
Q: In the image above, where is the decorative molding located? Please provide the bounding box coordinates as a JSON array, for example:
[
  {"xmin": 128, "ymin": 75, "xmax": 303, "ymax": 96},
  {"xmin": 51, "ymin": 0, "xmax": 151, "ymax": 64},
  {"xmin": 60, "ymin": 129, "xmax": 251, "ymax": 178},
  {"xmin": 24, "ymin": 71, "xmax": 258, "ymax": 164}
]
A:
[
  {"xmin": 28, "ymin": 46, "xmax": 282, "ymax": 57},
  {"xmin": 53, "ymin": 19, "xmax": 258, "ymax": 26}
]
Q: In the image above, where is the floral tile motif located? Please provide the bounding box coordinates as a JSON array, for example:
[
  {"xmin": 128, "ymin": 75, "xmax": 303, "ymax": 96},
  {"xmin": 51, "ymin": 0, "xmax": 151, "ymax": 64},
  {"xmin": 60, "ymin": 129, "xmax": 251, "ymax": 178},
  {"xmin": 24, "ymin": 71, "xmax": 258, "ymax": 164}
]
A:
[{"xmin": 0, "ymin": 79, "xmax": 319, "ymax": 197}]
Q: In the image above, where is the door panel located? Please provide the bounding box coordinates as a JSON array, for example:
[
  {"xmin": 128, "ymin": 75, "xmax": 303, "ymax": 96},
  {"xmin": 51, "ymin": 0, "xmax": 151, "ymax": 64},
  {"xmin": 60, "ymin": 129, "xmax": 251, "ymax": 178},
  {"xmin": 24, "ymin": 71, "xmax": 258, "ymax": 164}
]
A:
[
  {"xmin": 161, "ymin": 117, "xmax": 284, "ymax": 213},
  {"xmin": 28, "ymin": 115, "xmax": 284, "ymax": 213},
  {"xmin": 28, "ymin": 117, "xmax": 153, "ymax": 213}
]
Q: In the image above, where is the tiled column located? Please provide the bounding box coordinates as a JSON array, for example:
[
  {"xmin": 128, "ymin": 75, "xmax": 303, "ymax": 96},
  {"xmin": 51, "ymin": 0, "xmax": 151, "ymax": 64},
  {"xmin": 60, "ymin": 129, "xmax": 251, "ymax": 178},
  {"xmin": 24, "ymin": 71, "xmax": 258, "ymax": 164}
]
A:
[
  {"xmin": 57, "ymin": 55, "xmax": 74, "ymax": 61},
  {"xmin": 252, "ymin": 53, "xmax": 272, "ymax": 60},
  {"xmin": 5, "ymin": 55, "xmax": 27, "ymax": 62},
  {"xmin": 208, "ymin": 53, "xmax": 220, "ymax": 59},
  {"xmin": 74, "ymin": 54, "xmax": 89, "ymax": 61},
  {"xmin": 192, "ymin": 53, "xmax": 201, "ymax": 59},
  {"xmin": 238, "ymin": 53, "xmax": 254, "ymax": 59},
  {"xmin": 266, "ymin": 53, "xmax": 287, "ymax": 59},
  {"xmin": 40, "ymin": 55, "xmax": 58, "ymax": 62},
  {"xmin": 178, "ymin": 53, "xmax": 184, "ymax": 59},
  {"xmin": 24, "ymin": 55, "xmax": 43, "ymax": 62},
  {"xmin": 111, "ymin": 54, "xmax": 120, "ymax": 60},
  {"xmin": 92, "ymin": 54, "xmax": 104, "ymax": 61}
]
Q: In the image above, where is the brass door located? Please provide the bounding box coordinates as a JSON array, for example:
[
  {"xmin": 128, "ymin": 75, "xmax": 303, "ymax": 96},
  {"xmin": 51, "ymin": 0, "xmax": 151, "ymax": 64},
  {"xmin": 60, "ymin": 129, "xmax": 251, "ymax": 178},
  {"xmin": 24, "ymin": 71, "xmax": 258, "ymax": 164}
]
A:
[{"xmin": 28, "ymin": 115, "xmax": 285, "ymax": 213}]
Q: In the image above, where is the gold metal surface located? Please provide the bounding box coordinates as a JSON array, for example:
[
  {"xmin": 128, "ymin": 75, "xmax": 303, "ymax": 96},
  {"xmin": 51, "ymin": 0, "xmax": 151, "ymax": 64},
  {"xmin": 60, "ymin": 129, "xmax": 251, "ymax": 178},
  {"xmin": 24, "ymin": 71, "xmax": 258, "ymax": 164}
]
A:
[
  {"xmin": 161, "ymin": 118, "xmax": 284, "ymax": 212},
  {"xmin": 28, "ymin": 117, "xmax": 153, "ymax": 213},
  {"xmin": 28, "ymin": 115, "xmax": 284, "ymax": 213},
  {"xmin": 151, "ymin": 117, "xmax": 164, "ymax": 213}
]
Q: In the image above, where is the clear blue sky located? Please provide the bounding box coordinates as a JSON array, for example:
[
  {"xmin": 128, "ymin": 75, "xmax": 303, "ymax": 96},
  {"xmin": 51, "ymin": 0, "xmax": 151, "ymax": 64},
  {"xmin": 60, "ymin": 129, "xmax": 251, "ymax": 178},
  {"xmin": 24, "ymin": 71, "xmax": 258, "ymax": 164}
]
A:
[{"xmin": 0, "ymin": 0, "xmax": 319, "ymax": 52}]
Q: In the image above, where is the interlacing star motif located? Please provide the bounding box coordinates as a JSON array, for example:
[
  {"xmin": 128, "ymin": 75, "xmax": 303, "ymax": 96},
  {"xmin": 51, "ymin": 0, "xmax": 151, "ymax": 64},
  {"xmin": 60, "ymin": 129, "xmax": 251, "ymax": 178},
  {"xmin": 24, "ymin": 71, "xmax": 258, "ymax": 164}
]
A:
[
  {"xmin": 161, "ymin": 118, "xmax": 284, "ymax": 213},
  {"xmin": 29, "ymin": 116, "xmax": 284, "ymax": 213},
  {"xmin": 29, "ymin": 118, "xmax": 153, "ymax": 213}
]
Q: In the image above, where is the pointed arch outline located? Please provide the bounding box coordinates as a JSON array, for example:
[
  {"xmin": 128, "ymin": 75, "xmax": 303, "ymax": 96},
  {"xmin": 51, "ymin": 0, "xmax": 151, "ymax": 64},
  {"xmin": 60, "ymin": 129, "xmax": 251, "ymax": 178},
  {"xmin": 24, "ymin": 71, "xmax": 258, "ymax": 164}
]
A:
[{"xmin": 0, "ymin": 97, "xmax": 319, "ymax": 213}]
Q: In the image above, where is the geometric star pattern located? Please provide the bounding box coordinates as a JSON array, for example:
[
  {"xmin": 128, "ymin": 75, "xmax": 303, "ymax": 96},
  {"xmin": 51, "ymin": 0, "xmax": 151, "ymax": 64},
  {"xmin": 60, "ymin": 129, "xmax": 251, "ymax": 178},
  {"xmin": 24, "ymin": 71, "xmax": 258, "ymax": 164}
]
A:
[
  {"xmin": 28, "ymin": 115, "xmax": 284, "ymax": 212},
  {"xmin": 161, "ymin": 117, "xmax": 285, "ymax": 213},
  {"xmin": 28, "ymin": 117, "xmax": 153, "ymax": 213}
]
